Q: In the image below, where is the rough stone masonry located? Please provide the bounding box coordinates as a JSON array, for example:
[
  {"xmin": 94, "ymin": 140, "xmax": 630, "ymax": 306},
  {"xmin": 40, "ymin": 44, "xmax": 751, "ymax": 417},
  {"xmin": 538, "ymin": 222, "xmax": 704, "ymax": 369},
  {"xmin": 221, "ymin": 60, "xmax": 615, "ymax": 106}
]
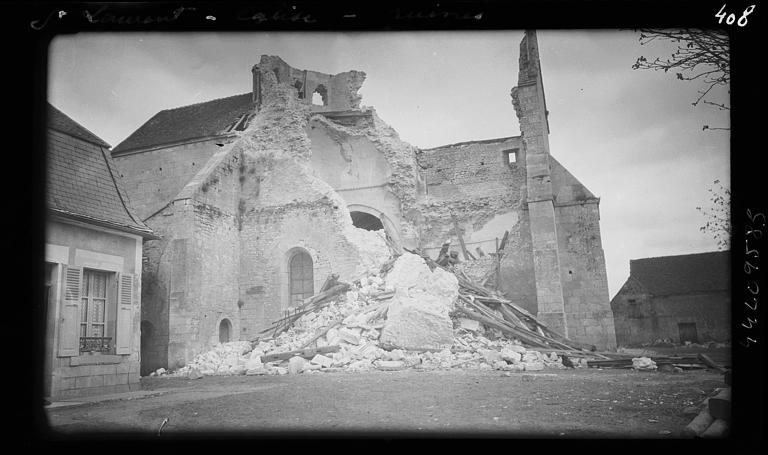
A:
[{"xmin": 111, "ymin": 30, "xmax": 616, "ymax": 372}]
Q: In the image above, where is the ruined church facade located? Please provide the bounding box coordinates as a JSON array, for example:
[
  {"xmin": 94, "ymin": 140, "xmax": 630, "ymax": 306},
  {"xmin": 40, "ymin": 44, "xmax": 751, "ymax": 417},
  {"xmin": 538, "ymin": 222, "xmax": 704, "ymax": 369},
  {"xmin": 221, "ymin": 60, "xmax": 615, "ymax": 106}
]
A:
[{"xmin": 112, "ymin": 31, "xmax": 616, "ymax": 372}]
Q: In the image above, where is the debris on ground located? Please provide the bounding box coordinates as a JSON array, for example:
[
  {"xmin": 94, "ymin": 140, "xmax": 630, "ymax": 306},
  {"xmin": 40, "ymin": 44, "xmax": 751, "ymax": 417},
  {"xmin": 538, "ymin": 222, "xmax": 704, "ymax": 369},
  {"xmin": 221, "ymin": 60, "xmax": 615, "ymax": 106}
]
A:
[
  {"xmin": 147, "ymin": 248, "xmax": 729, "ymax": 380},
  {"xmin": 632, "ymin": 357, "xmax": 657, "ymax": 371}
]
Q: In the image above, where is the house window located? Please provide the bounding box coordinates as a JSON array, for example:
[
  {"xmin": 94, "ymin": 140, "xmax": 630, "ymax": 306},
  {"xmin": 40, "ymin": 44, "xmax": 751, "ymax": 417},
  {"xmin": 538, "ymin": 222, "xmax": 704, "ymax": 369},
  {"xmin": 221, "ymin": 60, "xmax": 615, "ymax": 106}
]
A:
[
  {"xmin": 58, "ymin": 266, "xmax": 134, "ymax": 358},
  {"xmin": 289, "ymin": 251, "xmax": 314, "ymax": 306},
  {"xmin": 80, "ymin": 269, "xmax": 114, "ymax": 353},
  {"xmin": 503, "ymin": 149, "xmax": 519, "ymax": 166}
]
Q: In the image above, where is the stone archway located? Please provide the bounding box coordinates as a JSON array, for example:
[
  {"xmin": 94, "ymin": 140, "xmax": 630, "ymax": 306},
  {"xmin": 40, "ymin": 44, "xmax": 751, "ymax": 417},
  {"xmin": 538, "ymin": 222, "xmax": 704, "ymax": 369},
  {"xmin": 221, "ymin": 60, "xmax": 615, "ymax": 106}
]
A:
[
  {"xmin": 350, "ymin": 211, "xmax": 385, "ymax": 231},
  {"xmin": 347, "ymin": 204, "xmax": 401, "ymax": 246}
]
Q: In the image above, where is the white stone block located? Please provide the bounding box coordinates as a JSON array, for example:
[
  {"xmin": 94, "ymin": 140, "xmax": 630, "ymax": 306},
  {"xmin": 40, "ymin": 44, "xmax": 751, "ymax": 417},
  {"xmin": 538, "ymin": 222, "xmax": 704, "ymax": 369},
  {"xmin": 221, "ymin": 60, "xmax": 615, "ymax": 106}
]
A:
[
  {"xmin": 310, "ymin": 354, "xmax": 334, "ymax": 368},
  {"xmin": 288, "ymin": 356, "xmax": 307, "ymax": 375},
  {"xmin": 458, "ymin": 318, "xmax": 481, "ymax": 332}
]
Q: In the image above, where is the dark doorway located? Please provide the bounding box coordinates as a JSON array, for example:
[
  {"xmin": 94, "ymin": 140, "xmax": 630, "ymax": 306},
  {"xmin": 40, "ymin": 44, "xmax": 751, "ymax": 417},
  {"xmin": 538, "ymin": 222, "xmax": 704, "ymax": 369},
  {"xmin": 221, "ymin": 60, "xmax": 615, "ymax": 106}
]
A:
[
  {"xmin": 350, "ymin": 211, "xmax": 384, "ymax": 231},
  {"xmin": 219, "ymin": 318, "xmax": 232, "ymax": 343},
  {"xmin": 678, "ymin": 322, "xmax": 699, "ymax": 344},
  {"xmin": 140, "ymin": 320, "xmax": 154, "ymax": 376}
]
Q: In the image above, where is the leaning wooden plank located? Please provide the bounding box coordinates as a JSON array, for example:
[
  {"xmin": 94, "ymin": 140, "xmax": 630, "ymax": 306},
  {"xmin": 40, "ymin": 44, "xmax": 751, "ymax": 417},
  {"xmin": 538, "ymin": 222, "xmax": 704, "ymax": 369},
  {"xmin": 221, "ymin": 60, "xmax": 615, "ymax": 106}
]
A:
[
  {"xmin": 455, "ymin": 305, "xmax": 550, "ymax": 348},
  {"xmin": 265, "ymin": 284, "xmax": 351, "ymax": 336},
  {"xmin": 260, "ymin": 345, "xmax": 341, "ymax": 363},
  {"xmin": 451, "ymin": 213, "xmax": 471, "ymax": 261},
  {"xmin": 498, "ymin": 230, "xmax": 510, "ymax": 251},
  {"xmin": 697, "ymin": 353, "xmax": 727, "ymax": 373},
  {"xmin": 497, "ymin": 301, "xmax": 531, "ymax": 330},
  {"xmin": 465, "ymin": 297, "xmax": 577, "ymax": 351},
  {"xmin": 300, "ymin": 301, "xmax": 388, "ymax": 349},
  {"xmin": 298, "ymin": 320, "xmax": 343, "ymax": 350}
]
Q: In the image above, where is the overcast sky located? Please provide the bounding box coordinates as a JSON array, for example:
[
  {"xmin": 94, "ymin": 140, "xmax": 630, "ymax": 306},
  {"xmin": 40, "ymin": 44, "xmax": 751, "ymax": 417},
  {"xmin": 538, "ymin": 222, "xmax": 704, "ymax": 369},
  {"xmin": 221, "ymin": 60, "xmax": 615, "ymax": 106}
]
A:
[{"xmin": 48, "ymin": 31, "xmax": 730, "ymax": 299}]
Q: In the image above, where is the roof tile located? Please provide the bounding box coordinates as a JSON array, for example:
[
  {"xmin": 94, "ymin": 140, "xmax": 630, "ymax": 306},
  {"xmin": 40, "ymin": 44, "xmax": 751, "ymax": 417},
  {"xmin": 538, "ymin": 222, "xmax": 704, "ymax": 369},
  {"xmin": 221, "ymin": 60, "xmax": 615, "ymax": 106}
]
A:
[
  {"xmin": 112, "ymin": 93, "xmax": 254, "ymax": 154},
  {"xmin": 47, "ymin": 104, "xmax": 152, "ymax": 235},
  {"xmin": 630, "ymin": 251, "xmax": 730, "ymax": 295}
]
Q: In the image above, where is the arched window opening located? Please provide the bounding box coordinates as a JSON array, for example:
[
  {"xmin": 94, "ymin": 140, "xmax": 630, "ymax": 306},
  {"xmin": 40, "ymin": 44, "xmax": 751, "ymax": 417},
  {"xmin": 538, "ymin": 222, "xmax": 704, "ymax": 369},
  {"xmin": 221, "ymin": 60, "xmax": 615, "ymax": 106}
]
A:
[
  {"xmin": 294, "ymin": 80, "xmax": 305, "ymax": 99},
  {"xmin": 272, "ymin": 68, "xmax": 280, "ymax": 83},
  {"xmin": 219, "ymin": 318, "xmax": 232, "ymax": 343},
  {"xmin": 350, "ymin": 211, "xmax": 384, "ymax": 231},
  {"xmin": 312, "ymin": 84, "xmax": 328, "ymax": 106},
  {"xmin": 289, "ymin": 251, "xmax": 314, "ymax": 306}
]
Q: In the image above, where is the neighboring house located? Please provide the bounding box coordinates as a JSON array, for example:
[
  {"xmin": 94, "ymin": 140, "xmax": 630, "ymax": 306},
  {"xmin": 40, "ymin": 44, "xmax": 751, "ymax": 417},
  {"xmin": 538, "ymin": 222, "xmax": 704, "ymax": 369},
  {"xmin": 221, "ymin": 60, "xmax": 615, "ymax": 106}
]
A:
[
  {"xmin": 44, "ymin": 104, "xmax": 155, "ymax": 399},
  {"xmin": 610, "ymin": 251, "xmax": 731, "ymax": 347},
  {"xmin": 110, "ymin": 31, "xmax": 617, "ymax": 373}
]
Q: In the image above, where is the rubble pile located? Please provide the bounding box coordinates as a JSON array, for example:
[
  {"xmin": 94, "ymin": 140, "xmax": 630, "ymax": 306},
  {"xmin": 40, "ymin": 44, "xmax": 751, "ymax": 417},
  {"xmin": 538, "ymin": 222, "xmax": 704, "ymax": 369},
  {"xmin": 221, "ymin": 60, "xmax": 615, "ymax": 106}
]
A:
[{"xmin": 151, "ymin": 251, "xmax": 604, "ymax": 379}]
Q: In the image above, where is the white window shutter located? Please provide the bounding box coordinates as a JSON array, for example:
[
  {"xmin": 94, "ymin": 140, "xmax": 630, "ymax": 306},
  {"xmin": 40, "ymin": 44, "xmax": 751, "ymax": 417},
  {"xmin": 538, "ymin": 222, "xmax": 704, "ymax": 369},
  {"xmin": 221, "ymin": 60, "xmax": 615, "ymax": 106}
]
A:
[
  {"xmin": 58, "ymin": 265, "xmax": 82, "ymax": 357},
  {"xmin": 115, "ymin": 273, "xmax": 134, "ymax": 355}
]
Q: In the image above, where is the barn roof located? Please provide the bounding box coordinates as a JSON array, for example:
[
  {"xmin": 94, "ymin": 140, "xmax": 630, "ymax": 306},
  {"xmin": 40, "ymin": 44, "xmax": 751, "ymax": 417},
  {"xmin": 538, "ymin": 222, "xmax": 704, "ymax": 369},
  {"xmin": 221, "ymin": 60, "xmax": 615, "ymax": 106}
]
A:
[{"xmin": 629, "ymin": 251, "xmax": 730, "ymax": 296}]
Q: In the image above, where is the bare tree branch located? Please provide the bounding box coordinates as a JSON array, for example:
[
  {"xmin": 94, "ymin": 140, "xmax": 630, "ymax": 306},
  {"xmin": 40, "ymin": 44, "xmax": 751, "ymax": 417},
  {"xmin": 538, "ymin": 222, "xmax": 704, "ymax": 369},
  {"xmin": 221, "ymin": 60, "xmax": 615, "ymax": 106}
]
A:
[{"xmin": 633, "ymin": 29, "xmax": 730, "ymax": 130}]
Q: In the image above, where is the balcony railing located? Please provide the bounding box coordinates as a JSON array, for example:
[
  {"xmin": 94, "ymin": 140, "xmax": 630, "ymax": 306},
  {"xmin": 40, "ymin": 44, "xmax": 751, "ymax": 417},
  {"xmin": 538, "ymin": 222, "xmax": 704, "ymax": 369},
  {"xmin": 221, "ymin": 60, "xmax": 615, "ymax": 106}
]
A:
[{"xmin": 80, "ymin": 337, "xmax": 112, "ymax": 353}]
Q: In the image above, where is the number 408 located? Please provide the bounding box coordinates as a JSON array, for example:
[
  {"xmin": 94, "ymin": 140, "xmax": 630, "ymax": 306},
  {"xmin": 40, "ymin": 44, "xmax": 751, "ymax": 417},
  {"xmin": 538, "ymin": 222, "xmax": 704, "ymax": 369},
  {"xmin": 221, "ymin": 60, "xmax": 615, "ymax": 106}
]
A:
[{"xmin": 716, "ymin": 4, "xmax": 756, "ymax": 26}]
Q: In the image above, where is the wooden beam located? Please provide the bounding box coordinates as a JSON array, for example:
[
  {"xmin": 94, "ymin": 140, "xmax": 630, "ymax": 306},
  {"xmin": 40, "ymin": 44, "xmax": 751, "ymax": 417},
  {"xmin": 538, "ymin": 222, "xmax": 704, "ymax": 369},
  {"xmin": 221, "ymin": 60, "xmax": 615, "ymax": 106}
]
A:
[
  {"xmin": 499, "ymin": 230, "xmax": 510, "ymax": 251},
  {"xmin": 260, "ymin": 345, "xmax": 341, "ymax": 363},
  {"xmin": 451, "ymin": 213, "xmax": 471, "ymax": 261},
  {"xmin": 495, "ymin": 237, "xmax": 501, "ymax": 291},
  {"xmin": 697, "ymin": 353, "xmax": 727, "ymax": 373}
]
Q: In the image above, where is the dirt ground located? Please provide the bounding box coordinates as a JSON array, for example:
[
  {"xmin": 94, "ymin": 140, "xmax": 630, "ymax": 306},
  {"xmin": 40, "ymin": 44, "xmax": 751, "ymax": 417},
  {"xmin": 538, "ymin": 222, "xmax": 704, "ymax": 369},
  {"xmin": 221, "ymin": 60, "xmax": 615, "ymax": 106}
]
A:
[{"xmin": 43, "ymin": 366, "xmax": 726, "ymax": 438}]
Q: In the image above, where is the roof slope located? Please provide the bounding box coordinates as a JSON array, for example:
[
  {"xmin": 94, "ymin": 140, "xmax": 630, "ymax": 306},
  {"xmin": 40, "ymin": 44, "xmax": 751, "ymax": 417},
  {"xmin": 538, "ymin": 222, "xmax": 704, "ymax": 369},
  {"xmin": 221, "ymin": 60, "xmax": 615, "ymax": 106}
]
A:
[
  {"xmin": 47, "ymin": 104, "xmax": 154, "ymax": 237},
  {"xmin": 47, "ymin": 104, "xmax": 111, "ymax": 148},
  {"xmin": 550, "ymin": 155, "xmax": 597, "ymax": 202},
  {"xmin": 630, "ymin": 251, "xmax": 730, "ymax": 296},
  {"xmin": 112, "ymin": 93, "xmax": 253, "ymax": 154}
]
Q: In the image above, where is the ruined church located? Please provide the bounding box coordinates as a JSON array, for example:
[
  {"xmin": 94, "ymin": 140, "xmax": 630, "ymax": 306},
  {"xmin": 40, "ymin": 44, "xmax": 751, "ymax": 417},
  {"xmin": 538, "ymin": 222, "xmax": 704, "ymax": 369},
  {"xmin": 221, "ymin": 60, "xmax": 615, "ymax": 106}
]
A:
[{"xmin": 111, "ymin": 31, "xmax": 616, "ymax": 373}]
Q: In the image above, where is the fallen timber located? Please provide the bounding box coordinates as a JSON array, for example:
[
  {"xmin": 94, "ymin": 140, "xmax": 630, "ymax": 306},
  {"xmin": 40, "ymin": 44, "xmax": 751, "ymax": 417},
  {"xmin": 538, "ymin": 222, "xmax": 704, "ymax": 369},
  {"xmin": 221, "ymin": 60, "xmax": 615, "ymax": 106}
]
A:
[
  {"xmin": 257, "ymin": 280, "xmax": 350, "ymax": 339},
  {"xmin": 403, "ymin": 247, "xmax": 609, "ymax": 359}
]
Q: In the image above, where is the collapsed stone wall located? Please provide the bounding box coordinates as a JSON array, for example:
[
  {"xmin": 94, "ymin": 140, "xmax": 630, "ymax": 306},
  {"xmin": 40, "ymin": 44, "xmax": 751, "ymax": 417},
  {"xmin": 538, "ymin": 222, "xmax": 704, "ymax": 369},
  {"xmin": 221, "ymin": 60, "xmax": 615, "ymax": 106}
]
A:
[
  {"xmin": 257, "ymin": 55, "xmax": 367, "ymax": 112},
  {"xmin": 309, "ymin": 111, "xmax": 423, "ymax": 246},
  {"xmin": 414, "ymin": 137, "xmax": 527, "ymax": 255},
  {"xmin": 234, "ymin": 67, "xmax": 389, "ymax": 336}
]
